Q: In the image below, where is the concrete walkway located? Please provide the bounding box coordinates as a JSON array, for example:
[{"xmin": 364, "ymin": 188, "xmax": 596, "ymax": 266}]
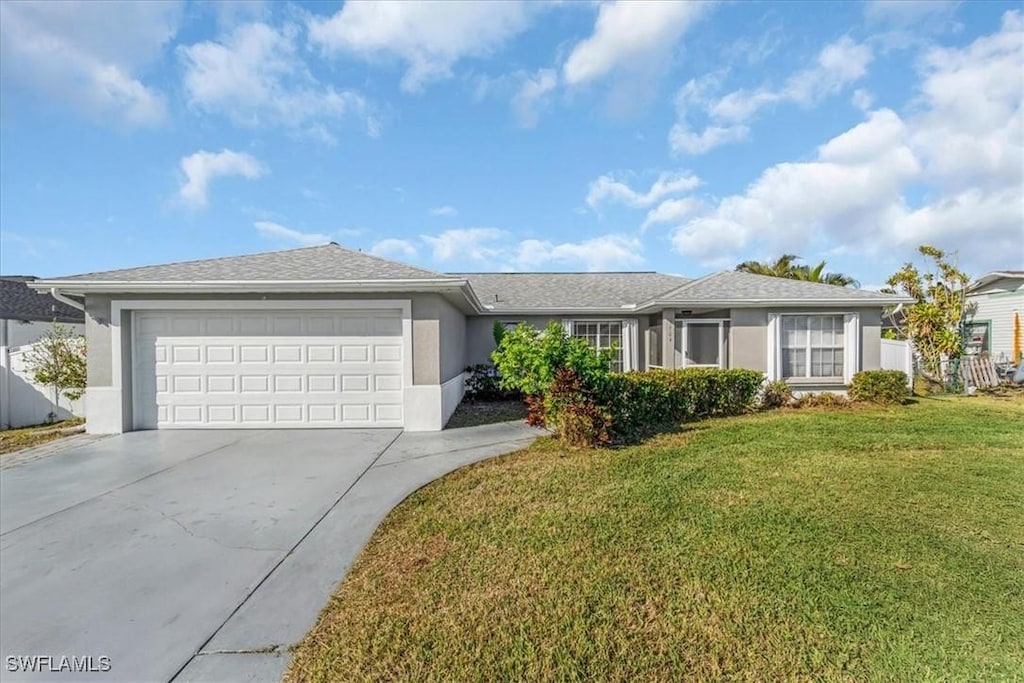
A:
[{"xmin": 0, "ymin": 422, "xmax": 540, "ymax": 683}]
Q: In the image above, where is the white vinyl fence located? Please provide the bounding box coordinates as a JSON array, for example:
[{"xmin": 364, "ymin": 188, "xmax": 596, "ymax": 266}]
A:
[
  {"xmin": 880, "ymin": 339, "xmax": 914, "ymax": 387},
  {"xmin": 0, "ymin": 344, "xmax": 85, "ymax": 429}
]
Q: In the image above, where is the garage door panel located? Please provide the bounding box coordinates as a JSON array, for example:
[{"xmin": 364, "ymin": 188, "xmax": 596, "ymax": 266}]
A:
[{"xmin": 133, "ymin": 309, "xmax": 404, "ymax": 428}]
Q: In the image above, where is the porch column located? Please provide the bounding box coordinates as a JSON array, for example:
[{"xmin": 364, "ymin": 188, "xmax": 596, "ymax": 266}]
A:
[{"xmin": 661, "ymin": 309, "xmax": 676, "ymax": 369}]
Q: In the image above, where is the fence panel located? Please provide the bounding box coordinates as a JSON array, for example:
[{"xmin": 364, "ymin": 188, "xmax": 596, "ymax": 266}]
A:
[{"xmin": 880, "ymin": 339, "xmax": 914, "ymax": 387}]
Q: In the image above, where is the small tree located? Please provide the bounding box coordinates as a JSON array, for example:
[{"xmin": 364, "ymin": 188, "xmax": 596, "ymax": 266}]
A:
[
  {"xmin": 491, "ymin": 321, "xmax": 614, "ymax": 397},
  {"xmin": 24, "ymin": 323, "xmax": 87, "ymax": 422},
  {"xmin": 883, "ymin": 245, "xmax": 970, "ymax": 388}
]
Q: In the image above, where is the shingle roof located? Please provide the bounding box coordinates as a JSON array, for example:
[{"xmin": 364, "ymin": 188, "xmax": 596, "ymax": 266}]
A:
[
  {"xmin": 454, "ymin": 272, "xmax": 690, "ymax": 311},
  {"xmin": 49, "ymin": 243, "xmax": 453, "ymax": 282},
  {"xmin": 1, "ymin": 277, "xmax": 84, "ymax": 323},
  {"xmin": 647, "ymin": 271, "xmax": 910, "ymax": 305}
]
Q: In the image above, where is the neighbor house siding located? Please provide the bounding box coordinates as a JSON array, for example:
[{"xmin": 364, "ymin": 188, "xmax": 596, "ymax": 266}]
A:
[{"xmin": 968, "ymin": 281, "xmax": 1023, "ymax": 361}]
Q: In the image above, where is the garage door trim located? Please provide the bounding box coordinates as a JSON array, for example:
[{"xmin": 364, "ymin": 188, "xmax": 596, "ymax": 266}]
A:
[{"xmin": 110, "ymin": 299, "xmax": 413, "ymax": 429}]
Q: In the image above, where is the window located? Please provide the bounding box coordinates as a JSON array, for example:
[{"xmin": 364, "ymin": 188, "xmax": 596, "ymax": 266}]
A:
[
  {"xmin": 781, "ymin": 315, "xmax": 844, "ymax": 379},
  {"xmin": 572, "ymin": 321, "xmax": 623, "ymax": 372},
  {"xmin": 964, "ymin": 321, "xmax": 991, "ymax": 355}
]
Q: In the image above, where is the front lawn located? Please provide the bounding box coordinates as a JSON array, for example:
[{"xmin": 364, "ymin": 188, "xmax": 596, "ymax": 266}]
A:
[{"xmin": 287, "ymin": 396, "xmax": 1024, "ymax": 682}]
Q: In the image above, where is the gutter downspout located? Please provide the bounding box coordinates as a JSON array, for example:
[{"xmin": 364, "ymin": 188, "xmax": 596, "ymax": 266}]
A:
[{"xmin": 50, "ymin": 288, "xmax": 85, "ymax": 312}]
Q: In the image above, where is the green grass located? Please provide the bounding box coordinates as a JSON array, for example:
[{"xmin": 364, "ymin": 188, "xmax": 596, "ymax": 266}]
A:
[
  {"xmin": 0, "ymin": 418, "xmax": 84, "ymax": 456},
  {"xmin": 287, "ymin": 396, "xmax": 1024, "ymax": 682}
]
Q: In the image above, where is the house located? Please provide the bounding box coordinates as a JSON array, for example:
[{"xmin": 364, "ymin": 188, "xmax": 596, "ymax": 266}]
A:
[
  {"xmin": 30, "ymin": 243, "xmax": 910, "ymax": 434},
  {"xmin": 965, "ymin": 271, "xmax": 1024, "ymax": 363},
  {"xmin": 1, "ymin": 276, "xmax": 86, "ymax": 429}
]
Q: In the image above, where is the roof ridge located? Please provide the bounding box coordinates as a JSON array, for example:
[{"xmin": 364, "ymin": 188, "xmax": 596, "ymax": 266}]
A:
[
  {"xmin": 646, "ymin": 270, "xmax": 728, "ymax": 300},
  {"xmin": 329, "ymin": 242, "xmax": 450, "ymax": 278},
  {"xmin": 59, "ymin": 243, "xmax": 337, "ymax": 280},
  {"xmin": 450, "ymin": 271, "xmax": 687, "ymax": 276}
]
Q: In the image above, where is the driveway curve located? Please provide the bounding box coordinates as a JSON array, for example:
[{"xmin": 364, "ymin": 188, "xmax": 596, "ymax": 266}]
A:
[{"xmin": 0, "ymin": 422, "xmax": 539, "ymax": 683}]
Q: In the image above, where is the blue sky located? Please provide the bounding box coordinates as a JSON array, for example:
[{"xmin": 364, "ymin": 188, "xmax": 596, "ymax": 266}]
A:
[{"xmin": 1, "ymin": 0, "xmax": 1021, "ymax": 286}]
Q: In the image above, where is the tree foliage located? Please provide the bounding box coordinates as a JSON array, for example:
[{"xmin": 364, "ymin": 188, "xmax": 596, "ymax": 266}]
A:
[
  {"xmin": 736, "ymin": 254, "xmax": 859, "ymax": 287},
  {"xmin": 24, "ymin": 323, "xmax": 87, "ymax": 416},
  {"xmin": 490, "ymin": 322, "xmax": 614, "ymax": 397},
  {"xmin": 883, "ymin": 245, "xmax": 970, "ymax": 384}
]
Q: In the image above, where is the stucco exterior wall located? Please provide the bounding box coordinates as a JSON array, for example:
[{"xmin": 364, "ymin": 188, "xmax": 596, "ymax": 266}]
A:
[
  {"xmin": 727, "ymin": 306, "xmax": 883, "ymax": 375},
  {"xmin": 728, "ymin": 308, "xmax": 768, "ymax": 372},
  {"xmin": 465, "ymin": 314, "xmax": 645, "ymax": 367},
  {"xmin": 83, "ymin": 292, "xmax": 456, "ymax": 389}
]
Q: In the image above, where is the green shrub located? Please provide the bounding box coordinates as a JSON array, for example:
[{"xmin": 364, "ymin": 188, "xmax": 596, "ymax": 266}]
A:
[
  {"xmin": 546, "ymin": 368, "xmax": 612, "ymax": 448},
  {"xmin": 849, "ymin": 370, "xmax": 910, "ymax": 404},
  {"xmin": 463, "ymin": 364, "xmax": 518, "ymax": 401},
  {"xmin": 761, "ymin": 380, "xmax": 793, "ymax": 409},
  {"xmin": 601, "ymin": 368, "xmax": 764, "ymax": 441},
  {"xmin": 491, "ymin": 321, "xmax": 614, "ymax": 397},
  {"xmin": 794, "ymin": 391, "xmax": 850, "ymax": 409}
]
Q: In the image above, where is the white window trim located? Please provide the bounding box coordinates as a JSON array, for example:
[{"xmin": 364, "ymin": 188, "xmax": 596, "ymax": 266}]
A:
[
  {"xmin": 567, "ymin": 319, "xmax": 636, "ymax": 371},
  {"xmin": 677, "ymin": 318, "xmax": 730, "ymax": 369},
  {"xmin": 769, "ymin": 312, "xmax": 860, "ymax": 383}
]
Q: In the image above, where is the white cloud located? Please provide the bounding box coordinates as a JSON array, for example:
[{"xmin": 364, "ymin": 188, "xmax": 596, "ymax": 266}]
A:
[
  {"xmin": 254, "ymin": 221, "xmax": 331, "ymax": 246},
  {"xmin": 512, "ymin": 68, "xmax": 558, "ymax": 128},
  {"xmin": 512, "ymin": 234, "xmax": 644, "ymax": 272},
  {"xmin": 180, "ymin": 22, "xmax": 376, "ymax": 143},
  {"xmin": 851, "ymin": 88, "xmax": 874, "ymax": 111},
  {"xmin": 371, "ymin": 238, "xmax": 418, "ymax": 259},
  {"xmin": 670, "ymin": 36, "xmax": 874, "ymax": 154},
  {"xmin": 308, "ymin": 1, "xmax": 534, "ymax": 92},
  {"xmin": 587, "ymin": 171, "xmax": 700, "ymax": 209},
  {"xmin": 0, "ymin": 1, "xmax": 179, "ymax": 126},
  {"xmin": 422, "ymin": 228, "xmax": 506, "ymax": 262},
  {"xmin": 429, "ymin": 205, "xmax": 458, "ymax": 217},
  {"xmin": 179, "ymin": 149, "xmax": 267, "ymax": 208},
  {"xmin": 670, "ymin": 11, "xmax": 1024, "ymax": 273},
  {"xmin": 563, "ymin": 1, "xmax": 710, "ymax": 87},
  {"xmin": 669, "ymin": 123, "xmax": 749, "ymax": 155},
  {"xmin": 642, "ymin": 197, "xmax": 701, "ymax": 230}
]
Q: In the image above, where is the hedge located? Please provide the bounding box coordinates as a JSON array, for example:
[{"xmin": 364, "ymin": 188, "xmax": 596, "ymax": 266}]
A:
[
  {"xmin": 601, "ymin": 368, "xmax": 764, "ymax": 440},
  {"xmin": 849, "ymin": 370, "xmax": 910, "ymax": 404}
]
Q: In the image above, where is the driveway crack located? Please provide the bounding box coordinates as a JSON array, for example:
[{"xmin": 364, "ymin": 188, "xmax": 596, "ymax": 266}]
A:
[{"xmin": 112, "ymin": 492, "xmax": 287, "ymax": 553}]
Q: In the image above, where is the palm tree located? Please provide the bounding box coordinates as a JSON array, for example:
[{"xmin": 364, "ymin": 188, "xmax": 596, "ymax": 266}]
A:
[
  {"xmin": 792, "ymin": 260, "xmax": 860, "ymax": 287},
  {"xmin": 735, "ymin": 254, "xmax": 801, "ymax": 278},
  {"xmin": 736, "ymin": 255, "xmax": 859, "ymax": 287}
]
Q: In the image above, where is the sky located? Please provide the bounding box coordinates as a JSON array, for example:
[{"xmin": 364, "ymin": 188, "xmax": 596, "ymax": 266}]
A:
[{"xmin": 1, "ymin": 0, "xmax": 1022, "ymax": 287}]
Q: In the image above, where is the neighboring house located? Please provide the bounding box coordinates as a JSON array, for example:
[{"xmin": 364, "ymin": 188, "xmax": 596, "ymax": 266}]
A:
[
  {"xmin": 1, "ymin": 276, "xmax": 86, "ymax": 429},
  {"xmin": 30, "ymin": 244, "xmax": 910, "ymax": 434},
  {"xmin": 965, "ymin": 270, "xmax": 1024, "ymax": 363}
]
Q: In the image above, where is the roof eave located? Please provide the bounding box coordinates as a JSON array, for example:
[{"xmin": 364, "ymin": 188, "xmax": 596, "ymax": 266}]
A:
[
  {"xmin": 635, "ymin": 296, "xmax": 914, "ymax": 311},
  {"xmin": 480, "ymin": 305, "xmax": 638, "ymax": 316},
  {"xmin": 31, "ymin": 278, "xmax": 486, "ymax": 313}
]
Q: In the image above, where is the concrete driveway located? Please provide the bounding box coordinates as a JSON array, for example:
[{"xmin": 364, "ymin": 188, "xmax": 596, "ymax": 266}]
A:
[{"xmin": 0, "ymin": 423, "xmax": 538, "ymax": 682}]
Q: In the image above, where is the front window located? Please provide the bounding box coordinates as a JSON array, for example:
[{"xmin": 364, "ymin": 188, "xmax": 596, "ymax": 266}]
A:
[
  {"xmin": 572, "ymin": 321, "xmax": 623, "ymax": 372},
  {"xmin": 782, "ymin": 315, "xmax": 844, "ymax": 379}
]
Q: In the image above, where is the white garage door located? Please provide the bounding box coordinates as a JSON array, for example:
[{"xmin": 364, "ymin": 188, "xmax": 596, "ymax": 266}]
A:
[{"xmin": 132, "ymin": 309, "xmax": 404, "ymax": 429}]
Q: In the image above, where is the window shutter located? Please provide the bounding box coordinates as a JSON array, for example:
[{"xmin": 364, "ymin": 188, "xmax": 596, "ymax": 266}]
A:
[
  {"xmin": 843, "ymin": 313, "xmax": 860, "ymax": 384},
  {"xmin": 766, "ymin": 313, "xmax": 779, "ymax": 381}
]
